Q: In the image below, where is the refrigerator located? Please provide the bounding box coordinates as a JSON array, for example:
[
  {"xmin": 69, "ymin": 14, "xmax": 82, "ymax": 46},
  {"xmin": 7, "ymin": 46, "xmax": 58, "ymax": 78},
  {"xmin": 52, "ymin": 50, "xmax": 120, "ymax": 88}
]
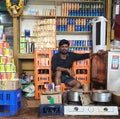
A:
[{"xmin": 107, "ymin": 51, "xmax": 120, "ymax": 92}]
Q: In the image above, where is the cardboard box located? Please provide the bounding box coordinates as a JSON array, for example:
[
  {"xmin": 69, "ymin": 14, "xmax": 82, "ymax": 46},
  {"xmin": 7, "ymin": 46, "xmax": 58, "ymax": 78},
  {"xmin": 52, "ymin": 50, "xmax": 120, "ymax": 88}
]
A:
[
  {"xmin": 40, "ymin": 93, "xmax": 62, "ymax": 104},
  {"xmin": 0, "ymin": 79, "xmax": 21, "ymax": 90}
]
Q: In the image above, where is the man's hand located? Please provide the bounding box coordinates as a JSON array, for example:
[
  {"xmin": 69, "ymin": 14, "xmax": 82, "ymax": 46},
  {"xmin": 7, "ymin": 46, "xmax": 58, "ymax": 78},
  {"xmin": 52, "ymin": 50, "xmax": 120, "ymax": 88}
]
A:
[
  {"xmin": 89, "ymin": 50, "xmax": 108, "ymax": 59},
  {"xmin": 67, "ymin": 69, "xmax": 75, "ymax": 77}
]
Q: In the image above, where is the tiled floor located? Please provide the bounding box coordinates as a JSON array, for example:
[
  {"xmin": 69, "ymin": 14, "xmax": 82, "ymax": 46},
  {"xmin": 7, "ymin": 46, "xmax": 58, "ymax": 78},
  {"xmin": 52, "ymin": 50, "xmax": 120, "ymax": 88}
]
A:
[{"xmin": 1, "ymin": 97, "xmax": 120, "ymax": 119}]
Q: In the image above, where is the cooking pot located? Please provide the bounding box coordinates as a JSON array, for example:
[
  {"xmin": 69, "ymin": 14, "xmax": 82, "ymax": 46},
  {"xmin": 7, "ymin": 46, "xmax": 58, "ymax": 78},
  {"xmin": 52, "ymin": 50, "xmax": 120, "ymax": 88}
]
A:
[
  {"xmin": 67, "ymin": 90, "xmax": 82, "ymax": 102},
  {"xmin": 92, "ymin": 90, "xmax": 112, "ymax": 102},
  {"xmin": 112, "ymin": 92, "xmax": 120, "ymax": 105}
]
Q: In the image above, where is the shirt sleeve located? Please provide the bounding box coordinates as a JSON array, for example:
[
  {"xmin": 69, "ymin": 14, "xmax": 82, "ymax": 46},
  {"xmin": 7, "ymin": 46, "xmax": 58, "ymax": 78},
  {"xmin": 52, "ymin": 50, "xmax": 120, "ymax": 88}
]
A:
[{"xmin": 71, "ymin": 52, "xmax": 90, "ymax": 61}]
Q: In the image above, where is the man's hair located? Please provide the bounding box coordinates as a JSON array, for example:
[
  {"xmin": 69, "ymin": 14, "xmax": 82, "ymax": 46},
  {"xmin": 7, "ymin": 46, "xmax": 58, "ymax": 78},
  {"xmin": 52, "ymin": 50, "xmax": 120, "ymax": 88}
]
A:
[{"xmin": 59, "ymin": 39, "xmax": 69, "ymax": 47}]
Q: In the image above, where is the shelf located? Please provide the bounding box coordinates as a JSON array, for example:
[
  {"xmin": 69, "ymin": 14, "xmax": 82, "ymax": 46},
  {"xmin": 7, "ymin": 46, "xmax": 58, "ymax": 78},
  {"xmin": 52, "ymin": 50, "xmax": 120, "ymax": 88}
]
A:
[
  {"xmin": 57, "ymin": 0, "xmax": 104, "ymax": 3},
  {"xmin": 21, "ymin": 15, "xmax": 56, "ymax": 19},
  {"xmin": 18, "ymin": 54, "xmax": 34, "ymax": 59},
  {"xmin": 56, "ymin": 16, "xmax": 97, "ymax": 18},
  {"xmin": 56, "ymin": 31, "xmax": 91, "ymax": 35},
  {"xmin": 21, "ymin": 15, "xmax": 99, "ymax": 19},
  {"xmin": 70, "ymin": 46, "xmax": 91, "ymax": 48}
]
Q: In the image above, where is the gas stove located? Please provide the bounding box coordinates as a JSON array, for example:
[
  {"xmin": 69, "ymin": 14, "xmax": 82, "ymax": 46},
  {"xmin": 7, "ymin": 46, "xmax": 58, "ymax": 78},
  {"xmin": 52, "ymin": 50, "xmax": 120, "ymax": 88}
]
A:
[
  {"xmin": 63, "ymin": 93, "xmax": 119, "ymax": 116},
  {"xmin": 64, "ymin": 105, "xmax": 119, "ymax": 116}
]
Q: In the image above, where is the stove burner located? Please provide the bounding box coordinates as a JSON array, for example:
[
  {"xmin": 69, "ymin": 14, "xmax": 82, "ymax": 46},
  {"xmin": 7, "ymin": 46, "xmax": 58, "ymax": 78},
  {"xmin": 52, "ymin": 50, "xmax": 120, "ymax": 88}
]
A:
[{"xmin": 68, "ymin": 101, "xmax": 81, "ymax": 105}]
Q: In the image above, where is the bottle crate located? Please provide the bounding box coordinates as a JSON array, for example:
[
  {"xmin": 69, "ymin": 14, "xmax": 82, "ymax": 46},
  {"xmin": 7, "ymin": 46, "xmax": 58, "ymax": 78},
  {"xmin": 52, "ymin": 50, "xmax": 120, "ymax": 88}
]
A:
[
  {"xmin": 35, "ymin": 88, "xmax": 44, "ymax": 100},
  {"xmin": 34, "ymin": 67, "xmax": 52, "ymax": 76},
  {"xmin": 0, "ymin": 101, "xmax": 22, "ymax": 117},
  {"xmin": 34, "ymin": 74, "xmax": 52, "ymax": 84},
  {"xmin": 35, "ymin": 82, "xmax": 50, "ymax": 99},
  {"xmin": 72, "ymin": 58, "xmax": 90, "ymax": 68},
  {"xmin": 73, "ymin": 68, "xmax": 90, "ymax": 76},
  {"xmin": 61, "ymin": 83, "xmax": 71, "ymax": 92},
  {"xmin": 34, "ymin": 50, "xmax": 52, "ymax": 67},
  {"xmin": 75, "ymin": 74, "xmax": 90, "ymax": 88},
  {"xmin": 0, "ymin": 89, "xmax": 22, "ymax": 105},
  {"xmin": 39, "ymin": 104, "xmax": 64, "ymax": 116},
  {"xmin": 0, "ymin": 89, "xmax": 22, "ymax": 116}
]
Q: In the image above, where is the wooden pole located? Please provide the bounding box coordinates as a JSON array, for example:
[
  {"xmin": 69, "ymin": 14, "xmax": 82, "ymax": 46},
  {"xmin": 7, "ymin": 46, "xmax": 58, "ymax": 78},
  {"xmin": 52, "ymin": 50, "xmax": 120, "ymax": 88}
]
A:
[
  {"xmin": 13, "ymin": 17, "xmax": 20, "ymax": 74},
  {"xmin": 106, "ymin": 0, "xmax": 112, "ymax": 50}
]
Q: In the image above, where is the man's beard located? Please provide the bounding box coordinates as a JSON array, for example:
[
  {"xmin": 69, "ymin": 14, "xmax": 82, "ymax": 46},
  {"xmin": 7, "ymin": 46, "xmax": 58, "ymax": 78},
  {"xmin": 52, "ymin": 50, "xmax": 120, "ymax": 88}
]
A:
[{"xmin": 60, "ymin": 50, "xmax": 68, "ymax": 54}]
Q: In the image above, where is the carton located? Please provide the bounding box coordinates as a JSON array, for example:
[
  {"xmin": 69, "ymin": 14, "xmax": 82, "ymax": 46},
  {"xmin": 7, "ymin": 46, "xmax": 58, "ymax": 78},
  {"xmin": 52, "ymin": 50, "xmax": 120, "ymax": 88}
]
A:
[
  {"xmin": 0, "ymin": 79, "xmax": 21, "ymax": 90},
  {"xmin": 40, "ymin": 93, "xmax": 62, "ymax": 104}
]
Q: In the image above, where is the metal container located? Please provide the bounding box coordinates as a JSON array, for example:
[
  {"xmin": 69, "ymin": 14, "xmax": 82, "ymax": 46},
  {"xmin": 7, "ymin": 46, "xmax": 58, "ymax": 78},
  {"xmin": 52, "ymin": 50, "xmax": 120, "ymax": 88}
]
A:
[
  {"xmin": 112, "ymin": 92, "xmax": 120, "ymax": 105},
  {"xmin": 92, "ymin": 90, "xmax": 112, "ymax": 102},
  {"xmin": 67, "ymin": 90, "xmax": 81, "ymax": 102}
]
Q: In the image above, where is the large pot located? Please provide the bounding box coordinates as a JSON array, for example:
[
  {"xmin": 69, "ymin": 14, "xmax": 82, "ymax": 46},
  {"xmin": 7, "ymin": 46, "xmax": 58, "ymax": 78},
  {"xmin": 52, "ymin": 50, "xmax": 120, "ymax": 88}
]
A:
[
  {"xmin": 112, "ymin": 92, "xmax": 120, "ymax": 105},
  {"xmin": 92, "ymin": 90, "xmax": 112, "ymax": 102},
  {"xmin": 67, "ymin": 90, "xmax": 82, "ymax": 102}
]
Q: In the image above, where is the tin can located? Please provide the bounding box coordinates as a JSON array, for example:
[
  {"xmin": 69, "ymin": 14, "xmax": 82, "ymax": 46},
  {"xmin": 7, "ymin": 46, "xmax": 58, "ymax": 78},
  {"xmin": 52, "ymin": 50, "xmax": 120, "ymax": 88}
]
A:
[
  {"xmin": 6, "ymin": 57, "xmax": 12, "ymax": 64},
  {"xmin": 11, "ymin": 73, "xmax": 16, "ymax": 79},
  {"xmin": 2, "ymin": 34, "xmax": 6, "ymax": 41},
  {"xmin": 3, "ymin": 48, "xmax": 10, "ymax": 56},
  {"xmin": 1, "ymin": 73, "xmax": 7, "ymax": 79},
  {"xmin": 0, "ymin": 56, "xmax": 7, "ymax": 64},
  {"xmin": 0, "ymin": 64, "xmax": 5, "ymax": 72},
  {"xmin": 6, "ymin": 73, "xmax": 12, "ymax": 79},
  {"xmin": 3, "ymin": 42, "xmax": 9, "ymax": 48},
  {"xmin": 5, "ymin": 64, "xmax": 11, "ymax": 72},
  {"xmin": 0, "ymin": 42, "xmax": 4, "ymax": 48},
  {"xmin": 10, "ymin": 64, "xmax": 16, "ymax": 72}
]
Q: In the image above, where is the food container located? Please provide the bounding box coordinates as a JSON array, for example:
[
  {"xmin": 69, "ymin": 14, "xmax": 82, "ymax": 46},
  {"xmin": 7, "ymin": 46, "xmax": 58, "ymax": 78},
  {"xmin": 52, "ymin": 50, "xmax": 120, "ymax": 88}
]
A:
[
  {"xmin": 112, "ymin": 92, "xmax": 120, "ymax": 105},
  {"xmin": 92, "ymin": 90, "xmax": 112, "ymax": 103}
]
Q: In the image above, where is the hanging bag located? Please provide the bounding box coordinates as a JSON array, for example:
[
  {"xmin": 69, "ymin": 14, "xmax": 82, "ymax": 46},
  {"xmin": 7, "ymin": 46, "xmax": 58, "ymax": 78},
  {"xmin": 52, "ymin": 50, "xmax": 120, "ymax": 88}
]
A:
[{"xmin": 114, "ymin": 15, "xmax": 120, "ymax": 41}]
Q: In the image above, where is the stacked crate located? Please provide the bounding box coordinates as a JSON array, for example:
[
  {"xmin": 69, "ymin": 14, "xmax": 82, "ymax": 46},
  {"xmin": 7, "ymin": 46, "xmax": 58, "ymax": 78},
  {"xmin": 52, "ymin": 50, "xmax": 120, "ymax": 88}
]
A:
[
  {"xmin": 34, "ymin": 49, "xmax": 53, "ymax": 99},
  {"xmin": 72, "ymin": 50, "xmax": 91, "ymax": 89}
]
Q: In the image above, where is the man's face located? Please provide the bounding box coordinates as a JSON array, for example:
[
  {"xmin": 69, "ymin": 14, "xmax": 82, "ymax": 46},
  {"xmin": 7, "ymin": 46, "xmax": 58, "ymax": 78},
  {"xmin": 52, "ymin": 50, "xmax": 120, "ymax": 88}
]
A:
[{"xmin": 59, "ymin": 44, "xmax": 69, "ymax": 54}]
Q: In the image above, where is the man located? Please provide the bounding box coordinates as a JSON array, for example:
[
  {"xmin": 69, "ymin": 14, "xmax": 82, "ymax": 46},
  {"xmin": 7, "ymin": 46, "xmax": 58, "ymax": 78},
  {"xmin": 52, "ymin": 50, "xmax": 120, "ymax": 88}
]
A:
[{"xmin": 51, "ymin": 39, "xmax": 91, "ymax": 90}]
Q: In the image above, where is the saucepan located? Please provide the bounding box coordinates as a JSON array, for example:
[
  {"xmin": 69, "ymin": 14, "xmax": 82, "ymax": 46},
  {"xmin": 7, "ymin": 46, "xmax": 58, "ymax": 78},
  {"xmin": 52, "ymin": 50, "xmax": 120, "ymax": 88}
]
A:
[
  {"xmin": 91, "ymin": 90, "xmax": 112, "ymax": 103},
  {"xmin": 67, "ymin": 89, "xmax": 83, "ymax": 102}
]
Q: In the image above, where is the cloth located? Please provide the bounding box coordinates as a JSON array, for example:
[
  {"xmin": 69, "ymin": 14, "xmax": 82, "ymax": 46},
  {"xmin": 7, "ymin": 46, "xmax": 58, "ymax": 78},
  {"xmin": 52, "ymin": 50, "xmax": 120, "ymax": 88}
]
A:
[
  {"xmin": 61, "ymin": 74, "xmax": 74, "ymax": 85},
  {"xmin": 114, "ymin": 15, "xmax": 120, "ymax": 41},
  {"xmin": 51, "ymin": 52, "xmax": 90, "ymax": 73}
]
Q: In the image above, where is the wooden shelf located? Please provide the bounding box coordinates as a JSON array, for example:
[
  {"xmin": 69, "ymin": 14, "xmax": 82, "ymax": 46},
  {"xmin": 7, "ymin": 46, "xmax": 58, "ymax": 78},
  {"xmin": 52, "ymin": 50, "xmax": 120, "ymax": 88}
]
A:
[
  {"xmin": 56, "ymin": 31, "xmax": 91, "ymax": 35},
  {"xmin": 70, "ymin": 46, "xmax": 91, "ymax": 48},
  {"xmin": 21, "ymin": 15, "xmax": 56, "ymax": 19},
  {"xmin": 18, "ymin": 54, "xmax": 34, "ymax": 59},
  {"xmin": 21, "ymin": 15, "xmax": 99, "ymax": 19},
  {"xmin": 56, "ymin": 16, "xmax": 97, "ymax": 18}
]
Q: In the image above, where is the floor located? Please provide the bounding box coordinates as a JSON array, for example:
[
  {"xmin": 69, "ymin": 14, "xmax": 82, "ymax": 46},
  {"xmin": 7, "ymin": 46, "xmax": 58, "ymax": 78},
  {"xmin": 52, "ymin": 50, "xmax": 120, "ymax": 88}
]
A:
[{"xmin": 1, "ymin": 97, "xmax": 120, "ymax": 119}]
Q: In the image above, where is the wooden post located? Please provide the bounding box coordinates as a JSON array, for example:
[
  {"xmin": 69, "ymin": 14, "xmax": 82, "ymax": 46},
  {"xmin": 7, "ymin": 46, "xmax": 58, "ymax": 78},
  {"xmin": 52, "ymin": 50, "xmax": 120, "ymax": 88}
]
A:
[
  {"xmin": 13, "ymin": 17, "xmax": 20, "ymax": 74},
  {"xmin": 106, "ymin": 0, "xmax": 112, "ymax": 50}
]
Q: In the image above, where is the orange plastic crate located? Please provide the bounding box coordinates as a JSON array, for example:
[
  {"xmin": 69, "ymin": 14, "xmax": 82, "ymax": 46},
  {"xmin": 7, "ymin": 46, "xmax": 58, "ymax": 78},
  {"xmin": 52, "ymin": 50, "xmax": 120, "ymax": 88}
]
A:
[
  {"xmin": 34, "ymin": 50, "xmax": 53, "ymax": 67},
  {"xmin": 34, "ymin": 67, "xmax": 52, "ymax": 75},
  {"xmin": 34, "ymin": 74, "xmax": 52, "ymax": 84},
  {"xmin": 73, "ymin": 59, "xmax": 90, "ymax": 68},
  {"xmin": 75, "ymin": 74, "xmax": 90, "ymax": 84},
  {"xmin": 34, "ymin": 50, "xmax": 52, "ymax": 59},
  {"xmin": 72, "ymin": 68, "xmax": 90, "ymax": 75},
  {"xmin": 60, "ymin": 83, "xmax": 71, "ymax": 92}
]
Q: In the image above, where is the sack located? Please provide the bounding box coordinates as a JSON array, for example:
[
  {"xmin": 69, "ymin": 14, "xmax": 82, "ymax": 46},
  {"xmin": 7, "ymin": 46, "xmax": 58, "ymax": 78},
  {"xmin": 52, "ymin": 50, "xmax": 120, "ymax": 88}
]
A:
[
  {"xmin": 91, "ymin": 53, "xmax": 108, "ymax": 84},
  {"xmin": 114, "ymin": 15, "xmax": 120, "ymax": 41}
]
